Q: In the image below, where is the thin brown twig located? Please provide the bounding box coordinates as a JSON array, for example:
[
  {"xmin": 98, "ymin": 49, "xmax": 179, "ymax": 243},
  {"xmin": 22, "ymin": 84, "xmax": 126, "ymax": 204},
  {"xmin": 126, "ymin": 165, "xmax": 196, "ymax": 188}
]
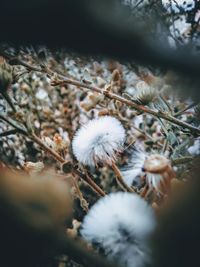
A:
[
  {"xmin": 0, "ymin": 112, "xmax": 106, "ymax": 197},
  {"xmin": 31, "ymin": 133, "xmax": 65, "ymax": 163},
  {"xmin": 73, "ymin": 168, "xmax": 106, "ymax": 197},
  {"xmin": 50, "ymin": 73, "xmax": 200, "ymax": 135},
  {"xmin": 131, "ymin": 124, "xmax": 164, "ymax": 147},
  {"xmin": 2, "ymin": 53, "xmax": 200, "ymax": 135},
  {"xmin": 71, "ymin": 177, "xmax": 89, "ymax": 212},
  {"xmin": 111, "ymin": 162, "xmax": 135, "ymax": 193},
  {"xmin": 0, "ymin": 114, "xmax": 28, "ymax": 135},
  {"xmin": 0, "ymin": 90, "xmax": 17, "ymax": 113},
  {"xmin": 174, "ymin": 102, "xmax": 198, "ymax": 117},
  {"xmin": 31, "ymin": 134, "xmax": 106, "ymax": 197},
  {"xmin": 60, "ymin": 235, "xmax": 119, "ymax": 267},
  {"xmin": 172, "ymin": 156, "xmax": 193, "ymax": 166}
]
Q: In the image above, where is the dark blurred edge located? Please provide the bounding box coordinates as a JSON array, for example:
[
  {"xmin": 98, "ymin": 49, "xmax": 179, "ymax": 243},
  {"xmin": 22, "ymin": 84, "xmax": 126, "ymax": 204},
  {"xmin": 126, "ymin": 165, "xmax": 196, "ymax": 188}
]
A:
[{"xmin": 0, "ymin": 0, "xmax": 200, "ymax": 95}]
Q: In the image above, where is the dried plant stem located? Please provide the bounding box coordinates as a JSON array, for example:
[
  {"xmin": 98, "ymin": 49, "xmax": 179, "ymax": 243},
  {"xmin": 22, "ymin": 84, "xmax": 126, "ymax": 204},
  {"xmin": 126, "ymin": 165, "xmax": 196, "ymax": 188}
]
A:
[
  {"xmin": 73, "ymin": 168, "xmax": 106, "ymax": 197},
  {"xmin": 162, "ymin": 139, "xmax": 169, "ymax": 154},
  {"xmin": 111, "ymin": 162, "xmax": 135, "ymax": 193},
  {"xmin": 52, "ymin": 76, "xmax": 200, "ymax": 135},
  {"xmin": 131, "ymin": 124, "xmax": 163, "ymax": 147},
  {"xmin": 2, "ymin": 53, "xmax": 200, "ymax": 134},
  {"xmin": 61, "ymin": 236, "xmax": 118, "ymax": 267},
  {"xmin": 31, "ymin": 134, "xmax": 65, "ymax": 163},
  {"xmin": 118, "ymin": 114, "xmax": 164, "ymax": 148},
  {"xmin": 0, "ymin": 114, "xmax": 27, "ymax": 135},
  {"xmin": 0, "ymin": 129, "xmax": 19, "ymax": 137},
  {"xmin": 0, "ymin": 51, "xmax": 199, "ymax": 134},
  {"xmin": 31, "ymin": 134, "xmax": 106, "ymax": 197},
  {"xmin": 172, "ymin": 156, "xmax": 193, "ymax": 166},
  {"xmin": 0, "ymin": 113, "xmax": 106, "ymax": 197},
  {"xmin": 72, "ymin": 177, "xmax": 89, "ymax": 212},
  {"xmin": 140, "ymin": 184, "xmax": 150, "ymax": 198},
  {"xmin": 1, "ymin": 90, "xmax": 17, "ymax": 113},
  {"xmin": 174, "ymin": 102, "xmax": 198, "ymax": 117}
]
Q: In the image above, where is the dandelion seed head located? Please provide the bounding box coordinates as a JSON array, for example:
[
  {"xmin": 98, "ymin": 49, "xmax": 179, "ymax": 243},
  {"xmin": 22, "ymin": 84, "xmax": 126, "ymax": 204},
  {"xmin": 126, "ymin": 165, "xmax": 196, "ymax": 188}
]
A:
[
  {"xmin": 81, "ymin": 192, "xmax": 156, "ymax": 267},
  {"xmin": 72, "ymin": 116, "xmax": 126, "ymax": 166}
]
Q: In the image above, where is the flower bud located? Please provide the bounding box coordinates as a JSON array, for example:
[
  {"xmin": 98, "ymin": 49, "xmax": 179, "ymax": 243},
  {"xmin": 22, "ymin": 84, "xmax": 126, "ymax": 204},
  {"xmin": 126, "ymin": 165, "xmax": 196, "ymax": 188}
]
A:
[{"xmin": 0, "ymin": 57, "xmax": 13, "ymax": 93}]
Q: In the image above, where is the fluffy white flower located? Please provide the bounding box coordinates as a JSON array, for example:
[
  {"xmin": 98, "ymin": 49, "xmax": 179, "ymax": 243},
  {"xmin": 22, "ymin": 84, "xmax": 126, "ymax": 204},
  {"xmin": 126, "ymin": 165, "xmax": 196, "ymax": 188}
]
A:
[
  {"xmin": 81, "ymin": 192, "xmax": 156, "ymax": 267},
  {"xmin": 72, "ymin": 116, "xmax": 126, "ymax": 167},
  {"xmin": 121, "ymin": 148, "xmax": 174, "ymax": 192},
  {"xmin": 121, "ymin": 148, "xmax": 146, "ymax": 186},
  {"xmin": 162, "ymin": 0, "xmax": 195, "ymax": 13}
]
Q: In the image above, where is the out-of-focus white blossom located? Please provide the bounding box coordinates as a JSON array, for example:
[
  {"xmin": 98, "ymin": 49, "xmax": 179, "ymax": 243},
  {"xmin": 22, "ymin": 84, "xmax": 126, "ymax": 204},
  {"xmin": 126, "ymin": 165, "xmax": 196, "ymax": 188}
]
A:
[
  {"xmin": 162, "ymin": 0, "xmax": 195, "ymax": 13},
  {"xmin": 121, "ymin": 148, "xmax": 146, "ymax": 186},
  {"xmin": 81, "ymin": 192, "xmax": 156, "ymax": 267},
  {"xmin": 168, "ymin": 15, "xmax": 191, "ymax": 47},
  {"xmin": 35, "ymin": 88, "xmax": 48, "ymax": 100},
  {"xmin": 72, "ymin": 116, "xmax": 126, "ymax": 167}
]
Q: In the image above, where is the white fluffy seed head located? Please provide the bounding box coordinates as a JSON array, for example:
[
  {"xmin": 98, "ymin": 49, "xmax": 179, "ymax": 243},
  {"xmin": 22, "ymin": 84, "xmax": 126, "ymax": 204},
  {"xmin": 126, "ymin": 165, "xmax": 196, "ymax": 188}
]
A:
[
  {"xmin": 81, "ymin": 192, "xmax": 156, "ymax": 267},
  {"xmin": 72, "ymin": 116, "xmax": 126, "ymax": 167}
]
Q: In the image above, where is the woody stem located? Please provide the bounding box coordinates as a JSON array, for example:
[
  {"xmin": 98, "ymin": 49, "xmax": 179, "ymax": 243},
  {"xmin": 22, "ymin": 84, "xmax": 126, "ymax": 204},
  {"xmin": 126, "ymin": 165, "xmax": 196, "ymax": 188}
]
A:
[{"xmin": 111, "ymin": 162, "xmax": 135, "ymax": 193}]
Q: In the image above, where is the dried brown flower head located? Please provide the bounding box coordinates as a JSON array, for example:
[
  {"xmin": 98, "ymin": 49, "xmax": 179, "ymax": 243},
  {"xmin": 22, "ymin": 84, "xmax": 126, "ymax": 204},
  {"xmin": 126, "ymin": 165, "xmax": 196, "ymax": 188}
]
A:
[
  {"xmin": 0, "ymin": 56, "xmax": 13, "ymax": 93},
  {"xmin": 24, "ymin": 161, "xmax": 45, "ymax": 177}
]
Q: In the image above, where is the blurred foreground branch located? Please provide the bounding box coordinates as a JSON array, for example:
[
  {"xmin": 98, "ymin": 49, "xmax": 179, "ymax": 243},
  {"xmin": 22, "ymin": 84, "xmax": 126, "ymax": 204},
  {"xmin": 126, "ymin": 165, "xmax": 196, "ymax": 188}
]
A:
[{"xmin": 0, "ymin": 168, "xmax": 115, "ymax": 267}]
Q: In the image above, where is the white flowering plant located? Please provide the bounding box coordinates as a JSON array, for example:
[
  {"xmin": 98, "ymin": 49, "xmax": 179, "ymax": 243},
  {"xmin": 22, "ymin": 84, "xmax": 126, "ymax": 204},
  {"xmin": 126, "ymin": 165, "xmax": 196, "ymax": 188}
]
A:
[{"xmin": 0, "ymin": 1, "xmax": 200, "ymax": 267}]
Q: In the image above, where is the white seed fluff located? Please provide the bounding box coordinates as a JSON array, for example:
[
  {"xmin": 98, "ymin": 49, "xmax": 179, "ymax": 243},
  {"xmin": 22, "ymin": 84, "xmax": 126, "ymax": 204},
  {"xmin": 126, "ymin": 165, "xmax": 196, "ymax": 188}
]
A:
[
  {"xmin": 121, "ymin": 148, "xmax": 146, "ymax": 186},
  {"xmin": 121, "ymin": 149, "xmax": 170, "ymax": 191},
  {"xmin": 72, "ymin": 116, "xmax": 126, "ymax": 167},
  {"xmin": 81, "ymin": 192, "xmax": 156, "ymax": 267}
]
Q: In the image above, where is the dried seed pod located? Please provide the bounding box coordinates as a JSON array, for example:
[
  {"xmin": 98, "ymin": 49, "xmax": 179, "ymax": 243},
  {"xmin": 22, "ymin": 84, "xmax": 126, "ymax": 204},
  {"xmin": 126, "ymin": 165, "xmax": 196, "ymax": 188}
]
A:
[
  {"xmin": 80, "ymin": 92, "xmax": 104, "ymax": 112},
  {"xmin": 111, "ymin": 68, "xmax": 123, "ymax": 86},
  {"xmin": 143, "ymin": 154, "xmax": 175, "ymax": 193},
  {"xmin": 67, "ymin": 219, "xmax": 81, "ymax": 239},
  {"xmin": 0, "ymin": 57, "xmax": 13, "ymax": 93},
  {"xmin": 53, "ymin": 133, "xmax": 69, "ymax": 152},
  {"xmin": 24, "ymin": 161, "xmax": 45, "ymax": 177},
  {"xmin": 135, "ymin": 81, "xmax": 156, "ymax": 105},
  {"xmin": 121, "ymin": 148, "xmax": 175, "ymax": 194}
]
